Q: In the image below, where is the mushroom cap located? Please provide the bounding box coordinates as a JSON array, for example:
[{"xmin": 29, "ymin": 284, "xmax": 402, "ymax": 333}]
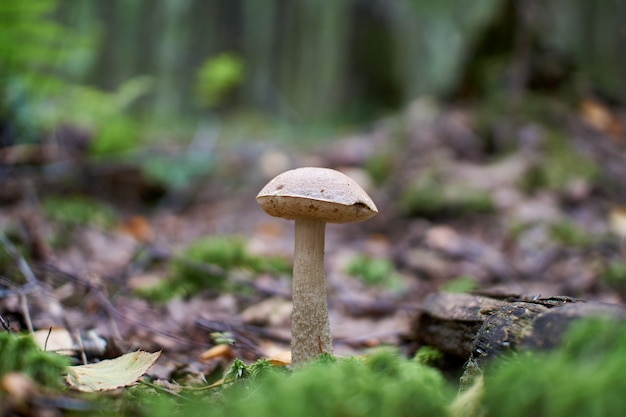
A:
[{"xmin": 256, "ymin": 167, "xmax": 378, "ymax": 223}]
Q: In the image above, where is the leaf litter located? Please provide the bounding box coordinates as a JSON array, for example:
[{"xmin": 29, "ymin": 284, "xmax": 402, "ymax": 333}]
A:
[{"xmin": 1, "ymin": 97, "xmax": 626, "ymax": 413}]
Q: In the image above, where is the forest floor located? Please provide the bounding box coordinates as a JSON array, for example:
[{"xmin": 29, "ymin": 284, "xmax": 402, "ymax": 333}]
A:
[{"xmin": 1, "ymin": 95, "xmax": 626, "ymax": 388}]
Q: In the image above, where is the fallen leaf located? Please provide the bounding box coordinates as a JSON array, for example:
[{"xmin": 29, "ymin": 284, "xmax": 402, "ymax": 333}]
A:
[
  {"xmin": 609, "ymin": 207, "xmax": 626, "ymax": 238},
  {"xmin": 199, "ymin": 344, "xmax": 234, "ymax": 362},
  {"xmin": 240, "ymin": 296, "xmax": 292, "ymax": 327},
  {"xmin": 65, "ymin": 350, "xmax": 160, "ymax": 392},
  {"xmin": 267, "ymin": 351, "xmax": 291, "ymax": 367},
  {"xmin": 581, "ymin": 99, "xmax": 613, "ymax": 132},
  {"xmin": 119, "ymin": 216, "xmax": 154, "ymax": 242}
]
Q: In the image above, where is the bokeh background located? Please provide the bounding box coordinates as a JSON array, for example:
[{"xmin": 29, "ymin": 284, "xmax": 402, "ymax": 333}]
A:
[{"xmin": 2, "ymin": 0, "xmax": 626, "ymax": 149}]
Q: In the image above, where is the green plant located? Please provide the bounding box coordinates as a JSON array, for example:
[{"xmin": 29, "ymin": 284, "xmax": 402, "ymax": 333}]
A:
[
  {"xmin": 0, "ymin": 0, "xmax": 81, "ymax": 142},
  {"xmin": 346, "ymin": 255, "xmax": 405, "ymax": 290},
  {"xmin": 0, "ymin": 0, "xmax": 150, "ymax": 150},
  {"xmin": 196, "ymin": 53, "xmax": 245, "ymax": 108}
]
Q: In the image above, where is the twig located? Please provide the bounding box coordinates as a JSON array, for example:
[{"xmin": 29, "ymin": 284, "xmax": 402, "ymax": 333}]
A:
[
  {"xmin": 0, "ymin": 230, "xmax": 39, "ymax": 285},
  {"xmin": 43, "ymin": 265, "xmax": 210, "ymax": 349},
  {"xmin": 74, "ymin": 329, "xmax": 88, "ymax": 365},
  {"xmin": 0, "ymin": 314, "xmax": 10, "ymax": 331},
  {"xmin": 44, "ymin": 327, "xmax": 52, "ymax": 351},
  {"xmin": 19, "ymin": 292, "xmax": 34, "ymax": 332}
]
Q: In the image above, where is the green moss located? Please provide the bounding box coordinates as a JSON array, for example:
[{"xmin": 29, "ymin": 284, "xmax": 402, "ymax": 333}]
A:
[
  {"xmin": 414, "ymin": 346, "xmax": 445, "ymax": 367},
  {"xmin": 521, "ymin": 132, "xmax": 599, "ymax": 193},
  {"xmin": 0, "ymin": 332, "xmax": 70, "ymax": 389},
  {"xmin": 400, "ymin": 172, "xmax": 494, "ymax": 218},
  {"xmin": 548, "ymin": 220, "xmax": 593, "ymax": 248},
  {"xmin": 364, "ymin": 153, "xmax": 395, "ymax": 186},
  {"xmin": 483, "ymin": 318, "xmax": 626, "ymax": 417},
  {"xmin": 601, "ymin": 261, "xmax": 626, "ymax": 297},
  {"xmin": 346, "ymin": 255, "xmax": 405, "ymax": 290},
  {"xmin": 210, "ymin": 350, "xmax": 451, "ymax": 417},
  {"xmin": 138, "ymin": 235, "xmax": 290, "ymax": 302},
  {"xmin": 441, "ymin": 275, "xmax": 480, "ymax": 293},
  {"xmin": 42, "ymin": 195, "xmax": 117, "ymax": 229}
]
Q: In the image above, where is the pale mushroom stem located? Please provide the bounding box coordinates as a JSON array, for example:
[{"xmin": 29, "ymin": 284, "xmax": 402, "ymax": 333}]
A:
[{"xmin": 291, "ymin": 217, "xmax": 333, "ymax": 364}]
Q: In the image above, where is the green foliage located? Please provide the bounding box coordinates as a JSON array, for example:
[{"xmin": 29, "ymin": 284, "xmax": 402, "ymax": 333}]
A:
[
  {"xmin": 482, "ymin": 318, "xmax": 626, "ymax": 417},
  {"xmin": 196, "ymin": 53, "xmax": 245, "ymax": 108},
  {"xmin": 0, "ymin": 0, "xmax": 151, "ymax": 156},
  {"xmin": 223, "ymin": 358, "xmax": 275, "ymax": 386},
  {"xmin": 441, "ymin": 275, "xmax": 479, "ymax": 293},
  {"xmin": 346, "ymin": 255, "xmax": 405, "ymax": 290},
  {"xmin": 0, "ymin": 0, "xmax": 74, "ymax": 141},
  {"xmin": 400, "ymin": 172, "xmax": 494, "ymax": 218},
  {"xmin": 81, "ymin": 76, "xmax": 153, "ymax": 156},
  {"xmin": 364, "ymin": 153, "xmax": 395, "ymax": 186},
  {"xmin": 0, "ymin": 0, "xmax": 150, "ymax": 149},
  {"xmin": 138, "ymin": 235, "xmax": 290, "ymax": 302},
  {"xmin": 42, "ymin": 195, "xmax": 117, "ymax": 229},
  {"xmin": 0, "ymin": 332, "xmax": 70, "ymax": 389},
  {"xmin": 141, "ymin": 150, "xmax": 214, "ymax": 190},
  {"xmin": 89, "ymin": 115, "xmax": 139, "ymax": 156}
]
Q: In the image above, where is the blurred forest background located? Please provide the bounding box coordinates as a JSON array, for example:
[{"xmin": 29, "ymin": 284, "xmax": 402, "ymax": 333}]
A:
[{"xmin": 2, "ymin": 0, "xmax": 626, "ymax": 150}]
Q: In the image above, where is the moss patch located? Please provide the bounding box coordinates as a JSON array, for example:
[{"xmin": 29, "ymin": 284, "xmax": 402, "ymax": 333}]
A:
[
  {"xmin": 400, "ymin": 171, "xmax": 495, "ymax": 218},
  {"xmin": 483, "ymin": 318, "xmax": 626, "ymax": 417},
  {"xmin": 138, "ymin": 235, "xmax": 290, "ymax": 302}
]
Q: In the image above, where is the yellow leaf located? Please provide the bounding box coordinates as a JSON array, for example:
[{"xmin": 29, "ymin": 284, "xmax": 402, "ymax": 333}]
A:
[{"xmin": 65, "ymin": 351, "xmax": 160, "ymax": 392}]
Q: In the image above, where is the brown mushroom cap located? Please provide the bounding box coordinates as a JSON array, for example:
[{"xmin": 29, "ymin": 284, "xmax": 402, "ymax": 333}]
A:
[{"xmin": 256, "ymin": 167, "xmax": 378, "ymax": 223}]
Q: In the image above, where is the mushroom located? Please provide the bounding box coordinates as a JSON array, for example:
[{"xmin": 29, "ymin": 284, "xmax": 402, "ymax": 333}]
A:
[{"xmin": 256, "ymin": 167, "xmax": 378, "ymax": 364}]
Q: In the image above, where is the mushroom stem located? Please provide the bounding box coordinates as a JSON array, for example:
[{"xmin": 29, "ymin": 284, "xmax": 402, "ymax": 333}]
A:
[{"xmin": 291, "ymin": 217, "xmax": 333, "ymax": 364}]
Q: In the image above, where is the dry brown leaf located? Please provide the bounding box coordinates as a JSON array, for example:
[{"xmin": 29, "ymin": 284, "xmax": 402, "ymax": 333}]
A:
[{"xmin": 199, "ymin": 344, "xmax": 234, "ymax": 362}]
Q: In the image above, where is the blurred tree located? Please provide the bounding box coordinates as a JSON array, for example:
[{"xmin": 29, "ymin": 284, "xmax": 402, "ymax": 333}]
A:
[{"xmin": 29, "ymin": 0, "xmax": 626, "ymax": 127}]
